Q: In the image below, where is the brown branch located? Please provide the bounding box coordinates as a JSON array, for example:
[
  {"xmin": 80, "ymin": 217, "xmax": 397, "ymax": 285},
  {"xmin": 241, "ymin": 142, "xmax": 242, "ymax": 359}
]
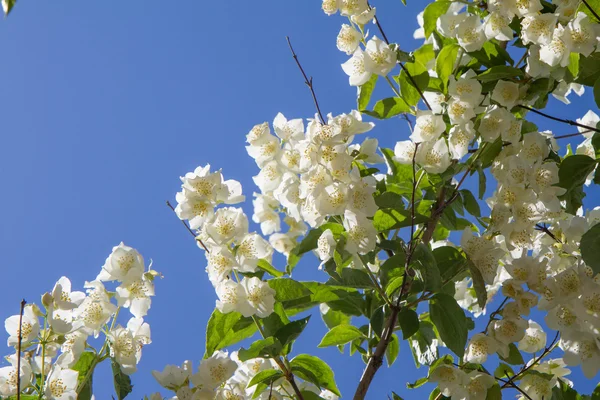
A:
[
  {"xmin": 368, "ymin": 2, "xmax": 432, "ymax": 111},
  {"xmin": 16, "ymin": 299, "xmax": 26, "ymax": 400},
  {"xmin": 535, "ymin": 223, "xmax": 562, "ymax": 244},
  {"xmin": 166, "ymin": 200, "xmax": 210, "ymax": 253},
  {"xmin": 518, "ymin": 105, "xmax": 600, "ymax": 134},
  {"xmin": 554, "ymin": 130, "xmax": 591, "ymax": 140},
  {"xmin": 286, "ymin": 36, "xmax": 326, "ymax": 125},
  {"xmin": 582, "ymin": 0, "xmax": 600, "ymax": 22}
]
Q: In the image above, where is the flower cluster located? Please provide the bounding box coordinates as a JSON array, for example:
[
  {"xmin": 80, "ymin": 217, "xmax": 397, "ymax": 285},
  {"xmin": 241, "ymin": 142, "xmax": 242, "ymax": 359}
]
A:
[{"xmin": 1, "ymin": 243, "xmax": 157, "ymax": 399}]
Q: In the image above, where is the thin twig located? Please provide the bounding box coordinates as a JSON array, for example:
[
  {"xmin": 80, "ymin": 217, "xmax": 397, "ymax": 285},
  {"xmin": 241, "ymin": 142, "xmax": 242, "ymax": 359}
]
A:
[
  {"xmin": 483, "ymin": 297, "xmax": 508, "ymax": 333},
  {"xmin": 286, "ymin": 36, "xmax": 326, "ymax": 125},
  {"xmin": 582, "ymin": 0, "xmax": 600, "ymax": 22},
  {"xmin": 16, "ymin": 299, "xmax": 26, "ymax": 400},
  {"xmin": 554, "ymin": 130, "xmax": 591, "ymax": 140},
  {"xmin": 369, "ymin": 3, "xmax": 432, "ymax": 110},
  {"xmin": 518, "ymin": 105, "xmax": 600, "ymax": 133},
  {"xmin": 504, "ymin": 372, "xmax": 533, "ymax": 400},
  {"xmin": 535, "ymin": 223, "xmax": 562, "ymax": 244},
  {"xmin": 165, "ymin": 200, "xmax": 210, "ymax": 253},
  {"xmin": 502, "ymin": 332, "xmax": 560, "ymax": 388}
]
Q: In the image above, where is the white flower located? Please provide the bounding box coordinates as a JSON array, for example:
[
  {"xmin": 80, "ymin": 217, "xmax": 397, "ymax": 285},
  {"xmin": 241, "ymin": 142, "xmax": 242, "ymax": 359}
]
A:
[
  {"xmin": 561, "ymin": 331, "xmax": 600, "ymax": 378},
  {"xmin": 339, "ymin": 0, "xmax": 368, "ymax": 17},
  {"xmin": 337, "ymin": 24, "xmax": 362, "ymax": 55},
  {"xmin": 518, "ymin": 320, "xmax": 546, "ymax": 353},
  {"xmin": 44, "ymin": 365, "xmax": 78, "ymax": 400},
  {"xmin": 350, "ymin": 137, "xmax": 384, "ymax": 164},
  {"xmin": 51, "ymin": 277, "xmax": 85, "ymax": 311},
  {"xmin": 423, "ymin": 91, "xmax": 446, "ymax": 114},
  {"xmin": 273, "ymin": 113, "xmax": 304, "ymax": 142},
  {"xmin": 108, "ymin": 317, "xmax": 151, "ymax": 375},
  {"xmin": 269, "ymin": 232, "xmax": 298, "ymax": 257},
  {"xmin": 437, "ymin": 10, "xmax": 467, "ymax": 38},
  {"xmin": 76, "ymin": 280, "xmax": 117, "ymax": 337},
  {"xmin": 115, "ymin": 276, "xmax": 155, "ymax": 318},
  {"xmin": 253, "ymin": 160, "xmax": 284, "ymax": 194},
  {"xmin": 322, "ymin": 0, "xmax": 339, "ymax": 15},
  {"xmin": 449, "ymin": 74, "xmax": 483, "ymax": 106},
  {"xmin": 526, "ymin": 45, "xmax": 551, "ymax": 78},
  {"xmin": 539, "ymin": 24, "xmax": 572, "ymax": 67},
  {"xmin": 246, "ymin": 132, "xmax": 281, "ymax": 168},
  {"xmin": 5, "ymin": 305, "xmax": 39, "ymax": 347},
  {"xmin": 393, "ymin": 140, "xmax": 417, "ymax": 164},
  {"xmin": 429, "ymin": 364, "xmax": 466, "ymax": 397},
  {"xmin": 514, "ymin": 0, "xmax": 542, "ymax": 17},
  {"xmin": 241, "ymin": 277, "xmax": 276, "ymax": 318},
  {"xmin": 0, "ymin": 355, "xmax": 32, "ymax": 397},
  {"xmin": 464, "ymin": 333, "xmax": 498, "ymax": 364},
  {"xmin": 410, "ymin": 111, "xmax": 446, "ymax": 143},
  {"xmin": 343, "ymin": 210, "xmax": 377, "ymax": 254},
  {"xmin": 206, "ymin": 247, "xmax": 238, "ymax": 285},
  {"xmin": 152, "ymin": 361, "xmax": 192, "ymax": 391},
  {"xmin": 521, "ymin": 14, "xmax": 557, "ymax": 46},
  {"xmin": 489, "ymin": 317, "xmax": 528, "ymax": 344},
  {"xmin": 236, "ymin": 233, "xmax": 273, "ymax": 273},
  {"xmin": 576, "ymin": 110, "xmax": 599, "ymax": 139},
  {"xmin": 484, "ymin": 12, "xmax": 513, "ymax": 41},
  {"xmin": 364, "ymin": 36, "xmax": 396, "ymax": 76},
  {"xmin": 59, "ymin": 331, "xmax": 87, "ymax": 368},
  {"xmin": 456, "ymin": 16, "xmax": 486, "ymax": 52},
  {"xmin": 568, "ymin": 12, "xmax": 598, "ymax": 56},
  {"xmin": 192, "ymin": 351, "xmax": 238, "ymax": 390},
  {"xmin": 174, "ymin": 190, "xmax": 214, "ymax": 230},
  {"xmin": 491, "ymin": 80, "xmax": 520, "ymax": 110},
  {"xmin": 252, "ymin": 193, "xmax": 281, "ymax": 236},
  {"xmin": 462, "ymin": 371, "xmax": 496, "ymax": 400},
  {"xmin": 351, "ymin": 7, "xmax": 376, "ymax": 25},
  {"xmin": 447, "ymin": 98, "xmax": 476, "ymax": 125},
  {"xmin": 449, "ymin": 123, "xmax": 475, "ymax": 159},
  {"xmin": 416, "ymin": 138, "xmax": 451, "ymax": 174},
  {"xmin": 205, "ymin": 207, "xmax": 248, "ymax": 245},
  {"xmin": 215, "ymin": 280, "xmax": 250, "ymax": 316},
  {"xmin": 478, "ymin": 106, "xmax": 512, "ymax": 143},
  {"xmin": 317, "ymin": 229, "xmax": 336, "ymax": 265},
  {"xmin": 341, "ymin": 48, "xmax": 372, "ymax": 86},
  {"xmin": 97, "ymin": 242, "xmax": 145, "ymax": 284},
  {"xmin": 519, "ymin": 372, "xmax": 555, "ymax": 400}
]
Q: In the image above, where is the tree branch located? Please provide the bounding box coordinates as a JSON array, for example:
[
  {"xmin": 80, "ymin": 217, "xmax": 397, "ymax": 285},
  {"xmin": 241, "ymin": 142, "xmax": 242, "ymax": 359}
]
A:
[
  {"xmin": 286, "ymin": 36, "xmax": 326, "ymax": 125},
  {"xmin": 368, "ymin": 2, "xmax": 432, "ymax": 111},
  {"xmin": 17, "ymin": 299, "xmax": 26, "ymax": 400},
  {"xmin": 166, "ymin": 200, "xmax": 210, "ymax": 253},
  {"xmin": 518, "ymin": 105, "xmax": 600, "ymax": 134}
]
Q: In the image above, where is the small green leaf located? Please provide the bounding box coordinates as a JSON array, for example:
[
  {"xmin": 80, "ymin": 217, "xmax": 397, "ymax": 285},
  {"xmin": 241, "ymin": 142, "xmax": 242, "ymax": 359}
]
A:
[
  {"xmin": 269, "ymin": 278, "xmax": 312, "ymax": 302},
  {"xmin": 469, "ymin": 40, "xmax": 514, "ymax": 67},
  {"xmin": 433, "ymin": 246, "xmax": 467, "ymax": 282},
  {"xmin": 423, "ymin": 1, "xmax": 452, "ymax": 38},
  {"xmin": 551, "ymin": 378, "xmax": 581, "ymax": 400},
  {"xmin": 557, "ymin": 155, "xmax": 598, "ymax": 214},
  {"xmin": 358, "ymin": 74, "xmax": 378, "ymax": 111},
  {"xmin": 238, "ymin": 337, "xmax": 283, "ymax": 361},
  {"xmin": 392, "ymin": 391, "xmax": 405, "ymax": 400},
  {"xmin": 275, "ymin": 316, "xmax": 311, "ymax": 347},
  {"xmin": 72, "ymin": 352, "xmax": 96, "ymax": 400},
  {"xmin": 205, "ymin": 310, "xmax": 257, "ymax": 358},
  {"xmin": 2, "ymin": 0, "xmax": 16, "ymax": 15},
  {"xmin": 581, "ymin": 223, "xmax": 600, "ymax": 275},
  {"xmin": 397, "ymin": 61, "xmax": 430, "ymax": 106},
  {"xmin": 248, "ymin": 369, "xmax": 284, "ymax": 387},
  {"xmin": 493, "ymin": 363, "xmax": 514, "ymax": 379},
  {"xmin": 477, "ymin": 166, "xmax": 486, "ymax": 199},
  {"xmin": 468, "ymin": 260, "xmax": 488, "ymax": 310},
  {"xmin": 499, "ymin": 343, "xmax": 525, "ymax": 365},
  {"xmin": 460, "ymin": 190, "xmax": 481, "ymax": 217},
  {"xmin": 291, "ymin": 354, "xmax": 340, "ymax": 396},
  {"xmin": 429, "ymin": 293, "xmax": 468, "ymax": 357},
  {"xmin": 476, "ymin": 66, "xmax": 524, "ymax": 82},
  {"xmin": 363, "ymin": 97, "xmax": 411, "ymax": 119},
  {"xmin": 112, "ymin": 360, "xmax": 133, "ymax": 400},
  {"xmin": 409, "ymin": 320, "xmax": 439, "ymax": 367},
  {"xmin": 486, "ymin": 384, "xmax": 502, "ymax": 400},
  {"xmin": 591, "ymin": 382, "xmax": 600, "ymax": 400},
  {"xmin": 386, "ymin": 333, "xmax": 400, "ymax": 366},
  {"xmin": 412, "ymin": 243, "xmax": 442, "ymax": 292},
  {"xmin": 407, "ymin": 377, "xmax": 428, "ymax": 389},
  {"xmin": 257, "ymin": 259, "xmax": 284, "ymax": 278},
  {"xmin": 435, "ymin": 44, "xmax": 460, "ymax": 91},
  {"xmin": 398, "ymin": 308, "xmax": 420, "ymax": 339},
  {"xmin": 373, "ymin": 208, "xmax": 429, "ymax": 232},
  {"xmin": 576, "ymin": 53, "xmax": 600, "ymax": 86},
  {"xmin": 318, "ymin": 324, "xmax": 365, "ymax": 347}
]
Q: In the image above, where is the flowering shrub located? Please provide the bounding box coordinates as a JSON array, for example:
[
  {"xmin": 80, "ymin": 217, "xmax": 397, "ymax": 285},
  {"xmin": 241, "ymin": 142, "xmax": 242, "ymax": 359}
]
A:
[{"xmin": 3, "ymin": 0, "xmax": 600, "ymax": 399}]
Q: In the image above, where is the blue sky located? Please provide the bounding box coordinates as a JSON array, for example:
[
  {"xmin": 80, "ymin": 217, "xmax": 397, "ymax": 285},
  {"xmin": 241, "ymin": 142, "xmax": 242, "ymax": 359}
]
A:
[{"xmin": 0, "ymin": 1, "xmax": 598, "ymax": 399}]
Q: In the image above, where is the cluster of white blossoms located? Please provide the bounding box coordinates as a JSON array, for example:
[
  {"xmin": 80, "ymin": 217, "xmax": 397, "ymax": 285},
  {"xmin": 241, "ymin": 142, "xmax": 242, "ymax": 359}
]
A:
[
  {"xmin": 174, "ymin": 165, "xmax": 278, "ymax": 318},
  {"xmin": 1, "ymin": 243, "xmax": 156, "ymax": 399},
  {"xmin": 147, "ymin": 351, "xmax": 339, "ymax": 400},
  {"xmin": 247, "ymin": 112, "xmax": 383, "ymax": 260}
]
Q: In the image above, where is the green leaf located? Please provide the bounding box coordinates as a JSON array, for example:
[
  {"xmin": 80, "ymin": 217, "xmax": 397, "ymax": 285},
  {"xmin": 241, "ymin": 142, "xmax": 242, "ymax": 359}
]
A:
[
  {"xmin": 300, "ymin": 391, "xmax": 327, "ymax": 400},
  {"xmin": 275, "ymin": 316, "xmax": 311, "ymax": 347},
  {"xmin": 435, "ymin": 44, "xmax": 460, "ymax": 91},
  {"xmin": 291, "ymin": 354, "xmax": 340, "ymax": 396},
  {"xmin": 477, "ymin": 166, "xmax": 486, "ymax": 199},
  {"xmin": 580, "ymin": 223, "xmax": 600, "ymax": 275},
  {"xmin": 386, "ymin": 333, "xmax": 400, "ymax": 366},
  {"xmin": 321, "ymin": 307, "xmax": 351, "ymax": 330},
  {"xmin": 238, "ymin": 337, "xmax": 283, "ymax": 361},
  {"xmin": 397, "ymin": 61, "xmax": 430, "ymax": 107},
  {"xmin": 398, "ymin": 308, "xmax": 420, "ymax": 339},
  {"xmin": 568, "ymin": 52, "xmax": 580, "ymax": 80},
  {"xmin": 486, "ymin": 384, "xmax": 502, "ymax": 400},
  {"xmin": 460, "ymin": 190, "xmax": 481, "ymax": 217},
  {"xmin": 112, "ymin": 360, "xmax": 133, "ymax": 400},
  {"xmin": 499, "ymin": 343, "xmax": 525, "ymax": 365},
  {"xmin": 205, "ymin": 310, "xmax": 256, "ymax": 358},
  {"xmin": 476, "ymin": 66, "xmax": 524, "ymax": 82},
  {"xmin": 358, "ymin": 74, "xmax": 378, "ymax": 111},
  {"xmin": 478, "ymin": 138, "xmax": 503, "ymax": 168},
  {"xmin": 373, "ymin": 208, "xmax": 429, "ymax": 231},
  {"xmin": 318, "ymin": 324, "xmax": 365, "ymax": 347},
  {"xmin": 2, "ymin": 0, "xmax": 16, "ymax": 15},
  {"xmin": 409, "ymin": 320, "xmax": 439, "ymax": 367},
  {"xmin": 72, "ymin": 351, "xmax": 96, "ymax": 400},
  {"xmin": 257, "ymin": 259, "xmax": 284, "ymax": 278},
  {"xmin": 375, "ymin": 192, "xmax": 405, "ymax": 209},
  {"xmin": 433, "ymin": 246, "xmax": 467, "ymax": 282},
  {"xmin": 469, "ymin": 40, "xmax": 514, "ymax": 67},
  {"xmin": 407, "ymin": 377, "xmax": 428, "ymax": 389},
  {"xmin": 552, "ymin": 379, "xmax": 581, "ymax": 400},
  {"xmin": 468, "ymin": 260, "xmax": 488, "ymax": 310},
  {"xmin": 423, "ymin": 1, "xmax": 452, "ymax": 38},
  {"xmin": 595, "ymin": 77, "xmax": 600, "ymax": 109},
  {"xmin": 412, "ymin": 243, "xmax": 442, "ymax": 292},
  {"xmin": 392, "ymin": 392, "xmax": 405, "ymax": 400},
  {"xmin": 248, "ymin": 369, "xmax": 284, "ymax": 388},
  {"xmin": 269, "ymin": 278, "xmax": 312, "ymax": 302},
  {"xmin": 592, "ymin": 383, "xmax": 600, "ymax": 400},
  {"xmin": 576, "ymin": 53, "xmax": 600, "ymax": 86},
  {"xmin": 557, "ymin": 155, "xmax": 598, "ymax": 214},
  {"xmin": 385, "ymin": 276, "xmax": 405, "ymax": 298},
  {"xmin": 493, "ymin": 363, "xmax": 514, "ymax": 379},
  {"xmin": 429, "ymin": 293, "xmax": 468, "ymax": 357},
  {"xmin": 363, "ymin": 97, "xmax": 411, "ymax": 119}
]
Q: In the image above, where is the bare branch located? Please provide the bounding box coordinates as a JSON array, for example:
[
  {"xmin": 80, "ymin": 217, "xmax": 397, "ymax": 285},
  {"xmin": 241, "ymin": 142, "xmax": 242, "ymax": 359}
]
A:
[
  {"xmin": 166, "ymin": 200, "xmax": 210, "ymax": 253},
  {"xmin": 286, "ymin": 36, "xmax": 326, "ymax": 125},
  {"xmin": 17, "ymin": 299, "xmax": 26, "ymax": 400},
  {"xmin": 518, "ymin": 105, "xmax": 600, "ymax": 134}
]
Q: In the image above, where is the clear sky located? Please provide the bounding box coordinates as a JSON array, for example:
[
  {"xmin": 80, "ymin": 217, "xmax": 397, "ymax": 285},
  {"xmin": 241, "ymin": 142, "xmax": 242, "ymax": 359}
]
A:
[{"xmin": 0, "ymin": 1, "xmax": 597, "ymax": 399}]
